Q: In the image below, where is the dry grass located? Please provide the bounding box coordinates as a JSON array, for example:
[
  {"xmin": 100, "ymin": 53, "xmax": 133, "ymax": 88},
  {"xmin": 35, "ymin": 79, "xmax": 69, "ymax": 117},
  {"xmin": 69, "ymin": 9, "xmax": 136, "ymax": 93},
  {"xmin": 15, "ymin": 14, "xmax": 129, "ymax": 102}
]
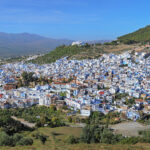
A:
[{"xmin": 0, "ymin": 126, "xmax": 150, "ymax": 150}]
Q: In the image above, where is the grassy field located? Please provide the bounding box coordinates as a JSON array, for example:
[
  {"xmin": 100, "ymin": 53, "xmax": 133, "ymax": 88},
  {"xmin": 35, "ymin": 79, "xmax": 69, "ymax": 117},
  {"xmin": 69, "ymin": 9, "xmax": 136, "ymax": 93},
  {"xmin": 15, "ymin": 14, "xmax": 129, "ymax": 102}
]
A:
[{"xmin": 0, "ymin": 126, "xmax": 150, "ymax": 150}]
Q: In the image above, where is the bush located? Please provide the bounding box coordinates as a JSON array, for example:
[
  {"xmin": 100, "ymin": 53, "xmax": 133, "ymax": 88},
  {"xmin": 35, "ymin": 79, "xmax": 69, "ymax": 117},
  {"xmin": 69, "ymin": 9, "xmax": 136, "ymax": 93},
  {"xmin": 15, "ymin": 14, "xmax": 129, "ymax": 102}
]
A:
[
  {"xmin": 120, "ymin": 137, "xmax": 139, "ymax": 144},
  {"xmin": 32, "ymin": 132, "xmax": 47, "ymax": 144},
  {"xmin": 0, "ymin": 131, "xmax": 33, "ymax": 147},
  {"xmin": 0, "ymin": 115, "xmax": 33, "ymax": 136},
  {"xmin": 80, "ymin": 125, "xmax": 103, "ymax": 143},
  {"xmin": 13, "ymin": 133, "xmax": 23, "ymax": 143},
  {"xmin": 36, "ymin": 121, "xmax": 42, "ymax": 127},
  {"xmin": 68, "ymin": 116, "xmax": 73, "ymax": 123},
  {"xmin": 139, "ymin": 130, "xmax": 150, "ymax": 143},
  {"xmin": 0, "ymin": 132, "xmax": 14, "ymax": 146},
  {"xmin": 65, "ymin": 135, "xmax": 78, "ymax": 144},
  {"xmin": 32, "ymin": 132, "xmax": 40, "ymax": 139},
  {"xmin": 80, "ymin": 125, "xmax": 124, "ymax": 144},
  {"xmin": 101, "ymin": 129, "xmax": 116, "ymax": 144},
  {"xmin": 39, "ymin": 134, "xmax": 47, "ymax": 144},
  {"xmin": 17, "ymin": 137, "xmax": 33, "ymax": 146}
]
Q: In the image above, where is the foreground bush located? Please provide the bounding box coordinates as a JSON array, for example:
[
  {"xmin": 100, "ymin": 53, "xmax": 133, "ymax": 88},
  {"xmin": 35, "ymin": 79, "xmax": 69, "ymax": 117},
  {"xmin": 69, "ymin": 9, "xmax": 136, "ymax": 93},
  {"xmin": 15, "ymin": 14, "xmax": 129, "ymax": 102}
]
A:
[
  {"xmin": 32, "ymin": 132, "xmax": 47, "ymax": 144},
  {"xmin": 79, "ymin": 125, "xmax": 143, "ymax": 145},
  {"xmin": 17, "ymin": 138, "xmax": 33, "ymax": 146},
  {"xmin": 119, "ymin": 137, "xmax": 139, "ymax": 144},
  {"xmin": 0, "ymin": 132, "xmax": 33, "ymax": 147},
  {"xmin": 0, "ymin": 132, "xmax": 14, "ymax": 146},
  {"xmin": 65, "ymin": 135, "xmax": 79, "ymax": 144}
]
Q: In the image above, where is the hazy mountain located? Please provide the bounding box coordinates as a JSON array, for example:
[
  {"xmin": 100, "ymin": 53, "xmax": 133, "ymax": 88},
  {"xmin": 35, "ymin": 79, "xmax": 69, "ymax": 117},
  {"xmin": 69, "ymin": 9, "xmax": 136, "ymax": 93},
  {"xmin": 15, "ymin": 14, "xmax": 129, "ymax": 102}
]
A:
[{"xmin": 0, "ymin": 32, "xmax": 72, "ymax": 58}]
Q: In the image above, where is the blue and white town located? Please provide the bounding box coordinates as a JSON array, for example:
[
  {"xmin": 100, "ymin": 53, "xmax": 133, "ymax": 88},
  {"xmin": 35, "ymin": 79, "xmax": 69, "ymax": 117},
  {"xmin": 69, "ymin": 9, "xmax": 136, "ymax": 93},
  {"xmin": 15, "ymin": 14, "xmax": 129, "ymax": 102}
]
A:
[{"xmin": 0, "ymin": 51, "xmax": 150, "ymax": 121}]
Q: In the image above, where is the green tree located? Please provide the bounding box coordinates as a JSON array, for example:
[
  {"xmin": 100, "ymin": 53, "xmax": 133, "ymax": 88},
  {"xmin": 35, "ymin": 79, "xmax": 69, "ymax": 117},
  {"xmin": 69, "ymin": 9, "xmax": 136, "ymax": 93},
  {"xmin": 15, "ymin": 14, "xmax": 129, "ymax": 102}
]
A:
[{"xmin": 39, "ymin": 134, "xmax": 47, "ymax": 144}]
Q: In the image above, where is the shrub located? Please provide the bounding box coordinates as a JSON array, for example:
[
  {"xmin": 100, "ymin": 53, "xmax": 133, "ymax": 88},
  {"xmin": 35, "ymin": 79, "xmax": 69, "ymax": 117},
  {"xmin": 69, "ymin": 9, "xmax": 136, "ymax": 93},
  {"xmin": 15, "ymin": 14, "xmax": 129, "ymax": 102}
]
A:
[
  {"xmin": 68, "ymin": 116, "xmax": 73, "ymax": 123},
  {"xmin": 39, "ymin": 134, "xmax": 47, "ymax": 144},
  {"xmin": 80, "ymin": 125, "xmax": 124, "ymax": 144},
  {"xmin": 32, "ymin": 132, "xmax": 40, "ymax": 139},
  {"xmin": 32, "ymin": 132, "xmax": 47, "ymax": 144},
  {"xmin": 120, "ymin": 137, "xmax": 139, "ymax": 144},
  {"xmin": 0, "ymin": 132, "xmax": 14, "ymax": 146},
  {"xmin": 65, "ymin": 135, "xmax": 78, "ymax": 144},
  {"xmin": 17, "ymin": 137, "xmax": 33, "ymax": 146},
  {"xmin": 13, "ymin": 133, "xmax": 23, "ymax": 143}
]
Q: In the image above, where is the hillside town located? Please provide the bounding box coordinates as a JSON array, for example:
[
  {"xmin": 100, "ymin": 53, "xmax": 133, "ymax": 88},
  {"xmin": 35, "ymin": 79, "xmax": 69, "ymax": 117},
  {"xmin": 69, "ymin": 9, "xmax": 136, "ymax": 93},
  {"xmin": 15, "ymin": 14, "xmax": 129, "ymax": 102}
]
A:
[{"xmin": 0, "ymin": 51, "xmax": 150, "ymax": 121}]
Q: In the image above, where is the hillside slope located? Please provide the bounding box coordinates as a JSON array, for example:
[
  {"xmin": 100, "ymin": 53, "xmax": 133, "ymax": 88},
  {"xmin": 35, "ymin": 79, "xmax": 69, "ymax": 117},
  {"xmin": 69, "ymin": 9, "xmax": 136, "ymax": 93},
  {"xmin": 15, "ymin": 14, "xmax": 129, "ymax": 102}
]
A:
[
  {"xmin": 118, "ymin": 25, "xmax": 150, "ymax": 44},
  {"xmin": 0, "ymin": 32, "xmax": 72, "ymax": 58},
  {"xmin": 31, "ymin": 44, "xmax": 135, "ymax": 64}
]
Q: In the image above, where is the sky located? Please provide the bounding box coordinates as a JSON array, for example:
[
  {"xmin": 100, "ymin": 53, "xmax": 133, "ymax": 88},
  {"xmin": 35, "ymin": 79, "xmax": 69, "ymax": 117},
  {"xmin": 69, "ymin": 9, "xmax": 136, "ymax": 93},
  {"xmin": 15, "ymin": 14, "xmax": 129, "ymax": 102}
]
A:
[{"xmin": 0, "ymin": 0, "xmax": 150, "ymax": 40}]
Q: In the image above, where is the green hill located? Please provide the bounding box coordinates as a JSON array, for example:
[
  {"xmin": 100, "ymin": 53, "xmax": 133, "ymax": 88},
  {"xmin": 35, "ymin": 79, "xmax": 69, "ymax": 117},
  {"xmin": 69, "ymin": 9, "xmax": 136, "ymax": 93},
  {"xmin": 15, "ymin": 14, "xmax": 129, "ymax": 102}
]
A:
[
  {"xmin": 31, "ymin": 44, "xmax": 105, "ymax": 64},
  {"xmin": 31, "ymin": 43, "xmax": 135, "ymax": 64},
  {"xmin": 118, "ymin": 25, "xmax": 150, "ymax": 44}
]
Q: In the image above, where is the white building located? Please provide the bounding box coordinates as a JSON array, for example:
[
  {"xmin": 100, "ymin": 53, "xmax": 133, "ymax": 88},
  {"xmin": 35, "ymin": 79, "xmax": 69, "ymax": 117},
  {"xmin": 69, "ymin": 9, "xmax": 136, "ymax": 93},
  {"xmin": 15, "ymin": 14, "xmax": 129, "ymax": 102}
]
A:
[
  {"xmin": 80, "ymin": 109, "xmax": 91, "ymax": 117},
  {"xmin": 71, "ymin": 41, "xmax": 84, "ymax": 46}
]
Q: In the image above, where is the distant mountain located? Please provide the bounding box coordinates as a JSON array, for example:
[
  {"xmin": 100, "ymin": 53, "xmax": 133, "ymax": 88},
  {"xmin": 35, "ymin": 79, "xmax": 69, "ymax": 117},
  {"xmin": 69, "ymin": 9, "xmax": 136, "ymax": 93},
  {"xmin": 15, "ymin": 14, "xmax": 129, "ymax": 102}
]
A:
[
  {"xmin": 0, "ymin": 32, "xmax": 72, "ymax": 58},
  {"xmin": 118, "ymin": 25, "xmax": 150, "ymax": 44}
]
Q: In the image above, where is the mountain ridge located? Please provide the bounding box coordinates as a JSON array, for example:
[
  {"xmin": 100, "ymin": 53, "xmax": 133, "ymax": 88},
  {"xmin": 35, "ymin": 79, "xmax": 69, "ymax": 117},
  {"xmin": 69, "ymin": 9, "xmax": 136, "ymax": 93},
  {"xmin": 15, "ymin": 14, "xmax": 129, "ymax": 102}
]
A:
[{"xmin": 0, "ymin": 32, "xmax": 72, "ymax": 58}]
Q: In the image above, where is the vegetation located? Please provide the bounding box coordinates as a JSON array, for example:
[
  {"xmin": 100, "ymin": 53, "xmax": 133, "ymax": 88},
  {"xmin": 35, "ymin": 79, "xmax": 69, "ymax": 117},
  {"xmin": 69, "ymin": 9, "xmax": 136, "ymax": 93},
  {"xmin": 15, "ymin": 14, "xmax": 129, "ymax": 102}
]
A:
[
  {"xmin": 31, "ymin": 43, "xmax": 136, "ymax": 64},
  {"xmin": 18, "ymin": 71, "xmax": 50, "ymax": 87},
  {"xmin": 104, "ymin": 41, "xmax": 118, "ymax": 45},
  {"xmin": 0, "ymin": 110, "xmax": 34, "ymax": 147},
  {"xmin": 86, "ymin": 111, "xmax": 121, "ymax": 125},
  {"xmin": 138, "ymin": 130, "xmax": 150, "ymax": 143},
  {"xmin": 31, "ymin": 44, "xmax": 135, "ymax": 64},
  {"xmin": 0, "ymin": 114, "xmax": 33, "ymax": 135},
  {"xmin": 119, "ymin": 64, "xmax": 128, "ymax": 67},
  {"xmin": 32, "ymin": 132, "xmax": 48, "ymax": 144},
  {"xmin": 138, "ymin": 113, "xmax": 150, "ymax": 125},
  {"xmin": 0, "ymin": 56, "xmax": 27, "ymax": 65},
  {"xmin": 118, "ymin": 25, "xmax": 150, "ymax": 44},
  {"xmin": 0, "ymin": 132, "xmax": 33, "ymax": 146},
  {"xmin": 144, "ymin": 53, "xmax": 150, "ymax": 59},
  {"xmin": 21, "ymin": 72, "xmax": 37, "ymax": 86},
  {"xmin": 80, "ymin": 124, "xmax": 123, "ymax": 144},
  {"xmin": 0, "ymin": 107, "xmax": 150, "ymax": 149},
  {"xmin": 115, "ymin": 93, "xmax": 128, "ymax": 99},
  {"xmin": 125, "ymin": 98, "xmax": 135, "ymax": 106},
  {"xmin": 65, "ymin": 135, "xmax": 79, "ymax": 144},
  {"xmin": 10, "ymin": 106, "xmax": 65, "ymax": 128},
  {"xmin": 0, "ymin": 126, "xmax": 149, "ymax": 150},
  {"xmin": 0, "ymin": 106, "xmax": 150, "ymax": 148},
  {"xmin": 76, "ymin": 117, "xmax": 150, "ymax": 145},
  {"xmin": 31, "ymin": 44, "xmax": 101, "ymax": 64}
]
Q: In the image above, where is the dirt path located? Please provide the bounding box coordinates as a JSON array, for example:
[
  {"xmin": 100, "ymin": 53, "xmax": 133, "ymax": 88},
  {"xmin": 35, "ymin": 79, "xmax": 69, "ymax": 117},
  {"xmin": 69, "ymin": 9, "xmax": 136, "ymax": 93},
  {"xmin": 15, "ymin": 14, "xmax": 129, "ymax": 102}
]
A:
[
  {"xmin": 69, "ymin": 123, "xmax": 85, "ymax": 128},
  {"xmin": 110, "ymin": 121, "xmax": 150, "ymax": 137},
  {"xmin": 12, "ymin": 116, "xmax": 36, "ymax": 128}
]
